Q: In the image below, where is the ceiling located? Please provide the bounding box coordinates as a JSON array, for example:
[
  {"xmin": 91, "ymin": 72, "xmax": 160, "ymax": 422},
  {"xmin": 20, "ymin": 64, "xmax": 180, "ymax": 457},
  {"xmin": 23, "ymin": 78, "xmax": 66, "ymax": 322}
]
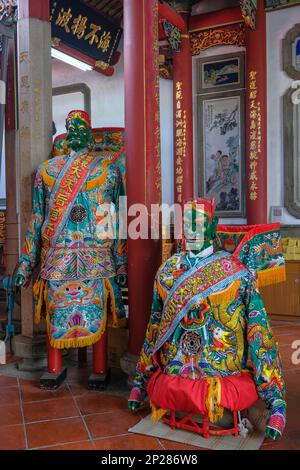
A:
[
  {"xmin": 82, "ymin": 0, "xmax": 123, "ymax": 23},
  {"xmin": 81, "ymin": 0, "xmax": 240, "ymax": 25}
]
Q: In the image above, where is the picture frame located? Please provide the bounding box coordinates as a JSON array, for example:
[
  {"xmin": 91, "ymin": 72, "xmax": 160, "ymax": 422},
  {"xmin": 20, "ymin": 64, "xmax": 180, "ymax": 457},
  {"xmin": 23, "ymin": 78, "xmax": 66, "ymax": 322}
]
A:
[
  {"xmin": 284, "ymin": 85, "xmax": 300, "ymax": 218},
  {"xmin": 196, "ymin": 52, "xmax": 245, "ymax": 95},
  {"xmin": 197, "ymin": 90, "xmax": 246, "ymax": 218},
  {"xmin": 282, "ymin": 24, "xmax": 300, "ymax": 80},
  {"xmin": 265, "ymin": 0, "xmax": 300, "ymax": 11}
]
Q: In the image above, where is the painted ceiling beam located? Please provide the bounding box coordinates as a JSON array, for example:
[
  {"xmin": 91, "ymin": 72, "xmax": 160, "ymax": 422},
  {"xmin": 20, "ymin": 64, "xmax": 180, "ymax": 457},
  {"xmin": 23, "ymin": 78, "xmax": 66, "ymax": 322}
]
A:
[
  {"xmin": 159, "ymin": 1, "xmax": 186, "ymax": 32},
  {"xmin": 189, "ymin": 6, "xmax": 242, "ymax": 32}
]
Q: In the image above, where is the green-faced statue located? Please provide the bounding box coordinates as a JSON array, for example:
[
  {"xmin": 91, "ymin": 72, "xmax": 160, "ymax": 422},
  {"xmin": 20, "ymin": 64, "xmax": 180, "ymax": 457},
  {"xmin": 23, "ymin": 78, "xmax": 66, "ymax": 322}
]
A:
[
  {"xmin": 65, "ymin": 110, "xmax": 93, "ymax": 152},
  {"xmin": 182, "ymin": 199, "xmax": 219, "ymax": 254}
]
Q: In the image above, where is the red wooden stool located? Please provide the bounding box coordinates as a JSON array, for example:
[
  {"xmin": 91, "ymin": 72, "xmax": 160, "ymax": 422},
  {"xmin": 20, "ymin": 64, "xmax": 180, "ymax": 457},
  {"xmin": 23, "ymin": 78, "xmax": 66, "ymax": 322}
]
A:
[{"xmin": 163, "ymin": 409, "xmax": 244, "ymax": 439}]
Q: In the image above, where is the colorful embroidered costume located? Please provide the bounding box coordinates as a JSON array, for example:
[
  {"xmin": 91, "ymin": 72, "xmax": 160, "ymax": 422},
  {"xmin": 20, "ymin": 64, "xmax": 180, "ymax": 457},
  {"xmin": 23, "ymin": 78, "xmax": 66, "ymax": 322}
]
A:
[
  {"xmin": 130, "ymin": 223, "xmax": 286, "ymax": 434},
  {"xmin": 16, "ymin": 146, "xmax": 126, "ymax": 349}
]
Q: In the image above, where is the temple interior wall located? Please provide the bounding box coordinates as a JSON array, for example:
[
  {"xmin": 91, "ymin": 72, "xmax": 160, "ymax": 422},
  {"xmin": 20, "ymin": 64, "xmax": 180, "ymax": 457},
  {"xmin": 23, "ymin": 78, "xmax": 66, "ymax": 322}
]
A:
[
  {"xmin": 267, "ymin": 5, "xmax": 300, "ymax": 225},
  {"xmin": 8, "ymin": 6, "xmax": 300, "ymax": 227}
]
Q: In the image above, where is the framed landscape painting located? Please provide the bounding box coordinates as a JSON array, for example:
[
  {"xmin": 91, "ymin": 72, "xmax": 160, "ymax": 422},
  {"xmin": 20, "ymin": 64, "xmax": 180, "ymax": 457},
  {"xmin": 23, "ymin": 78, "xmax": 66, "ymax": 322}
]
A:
[
  {"xmin": 197, "ymin": 52, "xmax": 245, "ymax": 94},
  {"xmin": 197, "ymin": 90, "xmax": 246, "ymax": 218}
]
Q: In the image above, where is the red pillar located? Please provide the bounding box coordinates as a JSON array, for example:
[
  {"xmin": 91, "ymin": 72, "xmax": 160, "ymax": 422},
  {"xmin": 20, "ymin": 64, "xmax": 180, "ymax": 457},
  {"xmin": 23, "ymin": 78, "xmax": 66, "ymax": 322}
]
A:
[
  {"xmin": 124, "ymin": 0, "xmax": 162, "ymax": 356},
  {"xmin": 5, "ymin": 40, "xmax": 18, "ymax": 276},
  {"xmin": 19, "ymin": 0, "xmax": 50, "ymax": 20},
  {"xmin": 93, "ymin": 331, "xmax": 107, "ymax": 375},
  {"xmin": 47, "ymin": 340, "xmax": 62, "ymax": 373},
  {"xmin": 173, "ymin": 18, "xmax": 194, "ymax": 205},
  {"xmin": 245, "ymin": 0, "xmax": 267, "ymax": 224}
]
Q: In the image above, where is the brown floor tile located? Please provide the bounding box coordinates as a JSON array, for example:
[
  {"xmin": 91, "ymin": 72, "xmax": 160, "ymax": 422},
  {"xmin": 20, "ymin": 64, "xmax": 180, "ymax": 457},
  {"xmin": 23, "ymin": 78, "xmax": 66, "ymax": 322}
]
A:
[
  {"xmin": 66, "ymin": 368, "xmax": 90, "ymax": 383},
  {"xmin": 0, "ymin": 403, "xmax": 22, "ymax": 427},
  {"xmin": 159, "ymin": 439, "xmax": 207, "ymax": 451},
  {"xmin": 0, "ymin": 387, "xmax": 20, "ymax": 406},
  {"xmin": 67, "ymin": 382, "xmax": 89, "ymax": 398},
  {"xmin": 41, "ymin": 441, "xmax": 95, "ymax": 451},
  {"xmin": 272, "ymin": 325, "xmax": 300, "ymax": 336},
  {"xmin": 284, "ymin": 371, "xmax": 300, "ymax": 399},
  {"xmin": 261, "ymin": 437, "xmax": 297, "ymax": 451},
  {"xmin": 94, "ymin": 434, "xmax": 163, "ymax": 450},
  {"xmin": 0, "ymin": 376, "xmax": 18, "ymax": 388},
  {"xmin": 76, "ymin": 393, "xmax": 127, "ymax": 415},
  {"xmin": 84, "ymin": 410, "xmax": 140, "ymax": 439},
  {"xmin": 277, "ymin": 333, "xmax": 300, "ymax": 347},
  {"xmin": 26, "ymin": 417, "xmax": 89, "ymax": 449},
  {"xmin": 271, "ymin": 321, "xmax": 296, "ymax": 327},
  {"xmin": 282, "ymin": 397, "xmax": 300, "ymax": 446},
  {"xmin": 285, "ymin": 437, "xmax": 300, "ymax": 450},
  {"xmin": 279, "ymin": 344, "xmax": 298, "ymax": 358},
  {"xmin": 0, "ymin": 425, "xmax": 25, "ymax": 450},
  {"xmin": 23, "ymin": 397, "xmax": 80, "ymax": 423},
  {"xmin": 20, "ymin": 379, "xmax": 71, "ymax": 403}
]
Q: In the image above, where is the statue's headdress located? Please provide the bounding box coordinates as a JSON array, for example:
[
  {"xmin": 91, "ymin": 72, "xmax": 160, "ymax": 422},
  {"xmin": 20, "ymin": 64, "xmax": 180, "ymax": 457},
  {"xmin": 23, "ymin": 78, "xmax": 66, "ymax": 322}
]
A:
[
  {"xmin": 183, "ymin": 198, "xmax": 216, "ymax": 222},
  {"xmin": 66, "ymin": 110, "xmax": 91, "ymax": 128}
]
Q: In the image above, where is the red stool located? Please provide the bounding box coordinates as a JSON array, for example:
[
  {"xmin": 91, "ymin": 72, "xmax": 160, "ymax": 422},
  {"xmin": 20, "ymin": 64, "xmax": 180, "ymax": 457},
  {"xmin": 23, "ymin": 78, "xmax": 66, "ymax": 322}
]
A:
[{"xmin": 163, "ymin": 409, "xmax": 244, "ymax": 439}]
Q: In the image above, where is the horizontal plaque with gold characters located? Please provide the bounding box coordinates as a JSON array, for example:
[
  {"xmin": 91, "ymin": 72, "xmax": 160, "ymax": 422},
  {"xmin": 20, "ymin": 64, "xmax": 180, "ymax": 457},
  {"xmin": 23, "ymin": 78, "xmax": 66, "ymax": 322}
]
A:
[{"xmin": 50, "ymin": 0, "xmax": 122, "ymax": 66}]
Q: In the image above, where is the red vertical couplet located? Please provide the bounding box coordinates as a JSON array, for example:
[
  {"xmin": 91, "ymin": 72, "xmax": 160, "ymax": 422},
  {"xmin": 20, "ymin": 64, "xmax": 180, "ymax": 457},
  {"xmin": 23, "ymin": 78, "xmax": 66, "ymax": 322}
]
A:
[
  {"xmin": 173, "ymin": 18, "xmax": 194, "ymax": 205},
  {"xmin": 146, "ymin": 1, "xmax": 162, "ymax": 208},
  {"xmin": 245, "ymin": 0, "xmax": 267, "ymax": 224},
  {"xmin": 124, "ymin": 0, "xmax": 162, "ymax": 356}
]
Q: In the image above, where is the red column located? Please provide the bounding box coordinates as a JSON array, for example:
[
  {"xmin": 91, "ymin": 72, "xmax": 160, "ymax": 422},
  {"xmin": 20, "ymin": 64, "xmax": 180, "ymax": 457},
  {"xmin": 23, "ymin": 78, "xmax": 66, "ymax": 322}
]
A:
[
  {"xmin": 173, "ymin": 19, "xmax": 194, "ymax": 205},
  {"xmin": 124, "ymin": 0, "xmax": 162, "ymax": 356},
  {"xmin": 93, "ymin": 330, "xmax": 107, "ymax": 375},
  {"xmin": 47, "ymin": 340, "xmax": 62, "ymax": 373},
  {"xmin": 19, "ymin": 0, "xmax": 50, "ymax": 20},
  {"xmin": 245, "ymin": 0, "xmax": 267, "ymax": 224},
  {"xmin": 5, "ymin": 40, "xmax": 18, "ymax": 276}
]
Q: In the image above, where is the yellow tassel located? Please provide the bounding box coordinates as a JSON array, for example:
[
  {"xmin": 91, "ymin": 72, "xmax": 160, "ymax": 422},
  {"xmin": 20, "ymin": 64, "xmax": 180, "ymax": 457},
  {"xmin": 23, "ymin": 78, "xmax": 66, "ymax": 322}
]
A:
[
  {"xmin": 41, "ymin": 164, "xmax": 56, "ymax": 189},
  {"xmin": 205, "ymin": 377, "xmax": 224, "ymax": 424},
  {"xmin": 33, "ymin": 278, "xmax": 47, "ymax": 325},
  {"xmin": 156, "ymin": 280, "xmax": 168, "ymax": 302},
  {"xmin": 104, "ymin": 278, "xmax": 127, "ymax": 329},
  {"xmin": 104, "ymin": 278, "xmax": 117, "ymax": 326},
  {"xmin": 150, "ymin": 401, "xmax": 168, "ymax": 422},
  {"xmin": 208, "ymin": 279, "xmax": 240, "ymax": 305},
  {"xmin": 257, "ymin": 265, "xmax": 286, "ymax": 288}
]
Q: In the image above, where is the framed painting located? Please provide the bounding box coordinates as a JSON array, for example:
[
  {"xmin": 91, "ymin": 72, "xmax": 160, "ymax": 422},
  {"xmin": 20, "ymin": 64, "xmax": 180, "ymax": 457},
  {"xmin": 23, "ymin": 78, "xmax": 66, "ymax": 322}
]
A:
[
  {"xmin": 197, "ymin": 90, "xmax": 246, "ymax": 218},
  {"xmin": 283, "ymin": 24, "xmax": 300, "ymax": 80},
  {"xmin": 284, "ymin": 84, "xmax": 300, "ymax": 218},
  {"xmin": 197, "ymin": 52, "xmax": 245, "ymax": 95},
  {"xmin": 265, "ymin": 0, "xmax": 300, "ymax": 11}
]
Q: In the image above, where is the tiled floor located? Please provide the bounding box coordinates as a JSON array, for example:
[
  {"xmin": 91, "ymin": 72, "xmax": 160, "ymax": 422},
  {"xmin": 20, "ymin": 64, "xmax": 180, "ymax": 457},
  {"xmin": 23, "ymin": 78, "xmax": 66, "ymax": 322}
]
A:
[{"xmin": 0, "ymin": 320, "xmax": 299, "ymax": 450}]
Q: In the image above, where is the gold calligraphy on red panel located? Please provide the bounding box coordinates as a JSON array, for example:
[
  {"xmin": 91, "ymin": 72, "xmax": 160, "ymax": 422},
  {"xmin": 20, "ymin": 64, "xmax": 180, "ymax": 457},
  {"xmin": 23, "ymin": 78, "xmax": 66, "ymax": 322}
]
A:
[
  {"xmin": 248, "ymin": 70, "xmax": 261, "ymax": 202},
  {"xmin": 175, "ymin": 81, "xmax": 187, "ymax": 203}
]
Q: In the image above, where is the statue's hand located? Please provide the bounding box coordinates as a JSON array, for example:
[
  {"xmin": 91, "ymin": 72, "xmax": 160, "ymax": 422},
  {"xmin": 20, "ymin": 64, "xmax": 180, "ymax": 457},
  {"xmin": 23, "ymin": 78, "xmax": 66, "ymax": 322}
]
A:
[
  {"xmin": 128, "ymin": 400, "xmax": 140, "ymax": 411},
  {"xmin": 265, "ymin": 399, "xmax": 286, "ymax": 441},
  {"xmin": 14, "ymin": 273, "xmax": 26, "ymax": 288},
  {"xmin": 265, "ymin": 427, "xmax": 281, "ymax": 441},
  {"xmin": 128, "ymin": 387, "xmax": 142, "ymax": 412},
  {"xmin": 116, "ymin": 274, "xmax": 127, "ymax": 287}
]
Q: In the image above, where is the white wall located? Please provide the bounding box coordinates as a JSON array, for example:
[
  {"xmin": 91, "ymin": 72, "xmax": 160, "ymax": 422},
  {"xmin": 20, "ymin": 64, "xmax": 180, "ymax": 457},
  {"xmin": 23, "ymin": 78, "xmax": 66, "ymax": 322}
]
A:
[
  {"xmin": 267, "ymin": 5, "xmax": 300, "ymax": 224},
  {"xmin": 52, "ymin": 55, "xmax": 125, "ymax": 132},
  {"xmin": 52, "ymin": 53, "xmax": 174, "ymax": 216}
]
